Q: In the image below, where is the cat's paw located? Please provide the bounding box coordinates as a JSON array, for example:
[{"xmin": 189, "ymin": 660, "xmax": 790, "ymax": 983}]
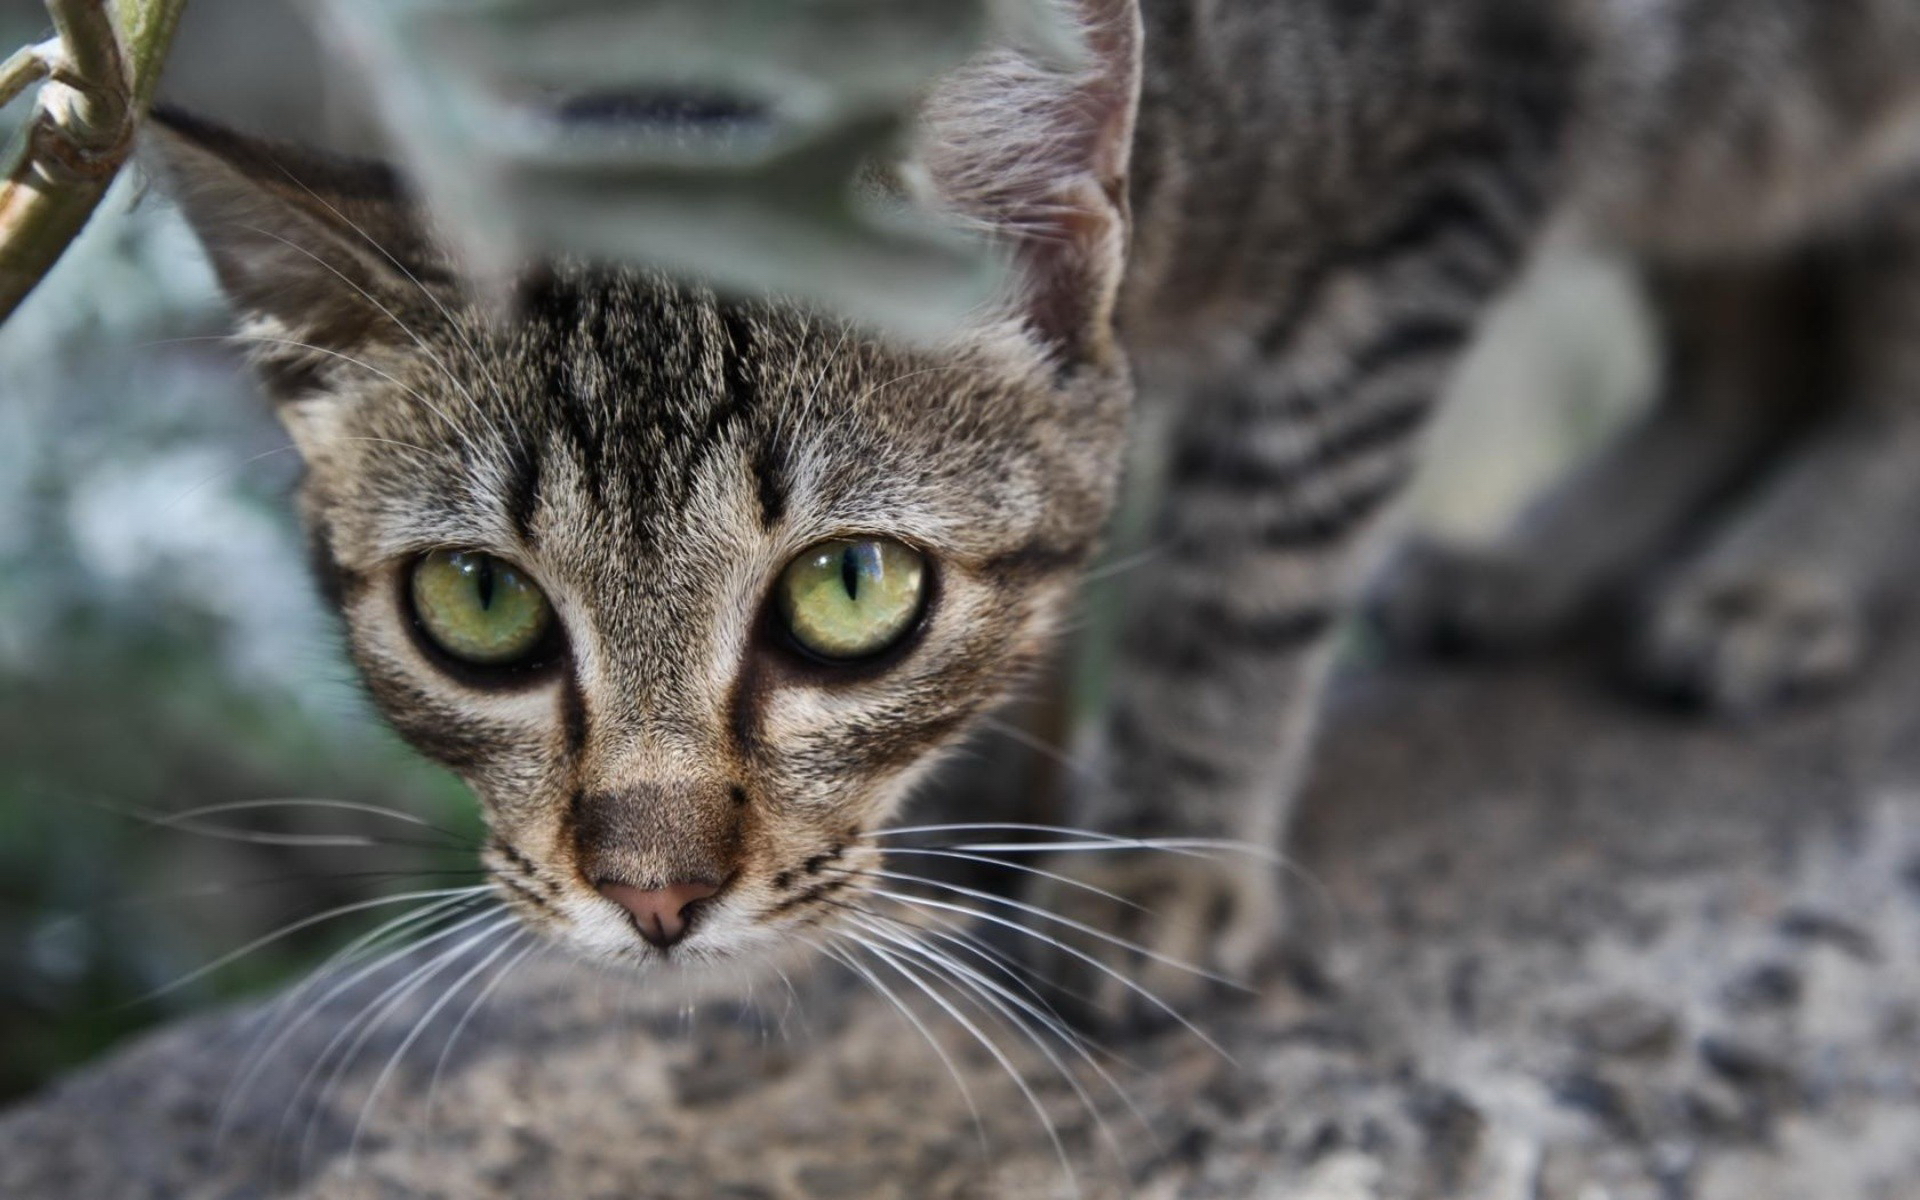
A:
[
  {"xmin": 1370, "ymin": 536, "xmax": 1581, "ymax": 655},
  {"xmin": 1016, "ymin": 851, "xmax": 1281, "ymax": 1030},
  {"xmin": 1635, "ymin": 567, "xmax": 1865, "ymax": 713}
]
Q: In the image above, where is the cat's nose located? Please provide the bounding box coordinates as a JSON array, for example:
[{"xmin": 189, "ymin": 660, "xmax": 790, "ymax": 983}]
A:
[{"xmin": 596, "ymin": 879, "xmax": 722, "ymax": 948}]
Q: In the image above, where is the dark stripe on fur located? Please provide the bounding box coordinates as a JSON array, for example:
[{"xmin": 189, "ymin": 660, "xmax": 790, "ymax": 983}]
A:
[
  {"xmin": 1348, "ymin": 316, "xmax": 1472, "ymax": 379},
  {"xmin": 979, "ymin": 537, "xmax": 1093, "ymax": 582},
  {"xmin": 754, "ymin": 441, "xmax": 788, "ymax": 529},
  {"xmin": 1306, "ymin": 394, "xmax": 1436, "ymax": 475},
  {"xmin": 357, "ymin": 660, "xmax": 502, "ymax": 770},
  {"xmin": 727, "ymin": 657, "xmax": 766, "ymax": 763},
  {"xmin": 1170, "ymin": 381, "xmax": 1437, "ymax": 495},
  {"xmin": 1254, "ymin": 471, "xmax": 1409, "ymax": 549},
  {"xmin": 520, "ymin": 273, "xmax": 605, "ymax": 503},
  {"xmin": 494, "ymin": 839, "xmax": 562, "ymax": 898},
  {"xmin": 1126, "ymin": 603, "xmax": 1337, "ymax": 676},
  {"xmin": 304, "ymin": 516, "xmax": 348, "ymax": 611},
  {"xmin": 1355, "ymin": 176, "xmax": 1520, "ymax": 274},
  {"xmin": 506, "ymin": 441, "xmax": 543, "ymax": 544},
  {"xmin": 559, "ymin": 671, "xmax": 589, "ymax": 759},
  {"xmin": 687, "ymin": 304, "xmax": 761, "ymax": 503},
  {"xmin": 768, "ymin": 874, "xmax": 856, "ymax": 916},
  {"xmin": 1170, "ymin": 466, "xmax": 1409, "ymax": 561},
  {"xmin": 496, "ymin": 872, "xmax": 555, "ymax": 914}
]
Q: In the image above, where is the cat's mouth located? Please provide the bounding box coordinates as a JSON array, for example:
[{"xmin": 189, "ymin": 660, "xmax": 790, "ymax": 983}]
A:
[{"xmin": 484, "ymin": 834, "xmax": 877, "ymax": 964}]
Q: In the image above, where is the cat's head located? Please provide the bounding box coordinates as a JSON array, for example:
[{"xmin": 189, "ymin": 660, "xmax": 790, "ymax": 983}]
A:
[{"xmin": 148, "ymin": 4, "xmax": 1141, "ymax": 976}]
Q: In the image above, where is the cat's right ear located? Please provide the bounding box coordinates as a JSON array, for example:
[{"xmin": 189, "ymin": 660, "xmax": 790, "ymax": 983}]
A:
[
  {"xmin": 144, "ymin": 108, "xmax": 438, "ymax": 361},
  {"xmin": 919, "ymin": 0, "xmax": 1142, "ymax": 371}
]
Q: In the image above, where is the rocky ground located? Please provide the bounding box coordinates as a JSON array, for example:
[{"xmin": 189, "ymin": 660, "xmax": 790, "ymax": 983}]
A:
[{"xmin": 6, "ymin": 624, "xmax": 1919, "ymax": 1200}]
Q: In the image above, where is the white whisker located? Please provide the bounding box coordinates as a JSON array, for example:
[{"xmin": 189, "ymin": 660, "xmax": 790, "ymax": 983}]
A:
[
  {"xmin": 147, "ymin": 432, "xmax": 437, "ymax": 518},
  {"xmin": 768, "ymin": 963, "xmax": 806, "ymax": 1043},
  {"xmin": 861, "ymin": 885, "xmax": 1235, "ymax": 1062},
  {"xmin": 837, "ymin": 898, "xmax": 1138, "ymax": 1068},
  {"xmin": 348, "ymin": 925, "xmax": 529, "ymax": 1160},
  {"xmin": 166, "ymin": 798, "xmax": 480, "ymax": 848},
  {"xmin": 937, "ymin": 839, "xmax": 1339, "ymax": 922},
  {"xmin": 1081, "ymin": 548, "xmax": 1165, "ymax": 585},
  {"xmin": 425, "ymin": 939, "xmax": 543, "ymax": 1124},
  {"xmin": 288, "ymin": 911, "xmax": 515, "ymax": 1174},
  {"xmin": 801, "ymin": 323, "xmax": 854, "ymax": 411},
  {"xmin": 60, "ymin": 788, "xmax": 457, "ymax": 854},
  {"xmin": 873, "ymin": 846, "xmax": 1154, "ymax": 914},
  {"xmin": 219, "ymin": 894, "xmax": 493, "ymax": 1138},
  {"xmin": 848, "ymin": 364, "xmax": 970, "ymax": 407},
  {"xmin": 264, "ymin": 170, "xmax": 517, "ymax": 426},
  {"xmin": 267, "ymin": 906, "xmax": 497, "ymax": 1180},
  {"xmin": 977, "ymin": 717, "xmax": 1121, "ymax": 795},
  {"xmin": 862, "ymin": 822, "xmax": 1339, "ymax": 920},
  {"xmin": 222, "ymin": 333, "xmax": 489, "ymax": 466},
  {"xmin": 50, "ymin": 868, "xmax": 480, "ymax": 928},
  {"xmin": 839, "ymin": 867, "xmax": 1245, "ymax": 991},
  {"xmin": 155, "ymin": 442, "xmax": 301, "ymax": 515},
  {"xmin": 944, "ymin": 838, "xmax": 1276, "ymax": 861},
  {"xmin": 841, "ymin": 898, "xmax": 1122, "ymax": 1032},
  {"xmin": 160, "ymin": 799, "xmax": 477, "ymax": 847},
  {"xmin": 156, "ymin": 824, "xmax": 439, "ymax": 850},
  {"xmin": 846, "ymin": 911, "xmax": 1144, "ymax": 1167},
  {"xmin": 837, "ymin": 930, "xmax": 1082, "ymax": 1197},
  {"xmin": 233, "ymin": 222, "xmax": 509, "ymax": 455},
  {"xmin": 135, "ymin": 885, "xmax": 493, "ymax": 1005},
  {"xmin": 863, "ymin": 822, "xmax": 1217, "ymax": 850},
  {"xmin": 799, "ymin": 935, "xmax": 989, "ymax": 1155}
]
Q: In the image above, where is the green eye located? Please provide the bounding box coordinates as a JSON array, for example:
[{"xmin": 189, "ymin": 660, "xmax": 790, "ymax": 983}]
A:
[
  {"xmin": 777, "ymin": 538, "xmax": 928, "ymax": 661},
  {"xmin": 410, "ymin": 550, "xmax": 556, "ymax": 667}
]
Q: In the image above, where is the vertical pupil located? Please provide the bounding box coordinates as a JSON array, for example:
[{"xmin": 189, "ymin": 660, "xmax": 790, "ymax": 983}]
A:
[
  {"xmin": 475, "ymin": 557, "xmax": 496, "ymax": 610},
  {"xmin": 841, "ymin": 546, "xmax": 860, "ymax": 601}
]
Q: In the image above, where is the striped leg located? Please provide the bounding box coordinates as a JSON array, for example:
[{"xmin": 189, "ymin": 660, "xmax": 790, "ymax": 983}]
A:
[
  {"xmin": 1032, "ymin": 269, "xmax": 1515, "ymax": 1021},
  {"xmin": 1016, "ymin": 50, "xmax": 1565, "ymax": 1017}
]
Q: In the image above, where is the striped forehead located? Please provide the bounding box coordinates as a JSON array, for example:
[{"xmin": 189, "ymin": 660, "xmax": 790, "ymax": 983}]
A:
[
  {"xmin": 502, "ymin": 270, "xmax": 793, "ymax": 547},
  {"xmin": 343, "ymin": 268, "xmax": 1018, "ymax": 577},
  {"xmin": 491, "ymin": 272, "xmax": 977, "ymax": 557}
]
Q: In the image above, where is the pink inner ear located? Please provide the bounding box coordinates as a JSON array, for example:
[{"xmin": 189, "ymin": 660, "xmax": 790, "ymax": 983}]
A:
[{"xmin": 1017, "ymin": 187, "xmax": 1129, "ymax": 363}]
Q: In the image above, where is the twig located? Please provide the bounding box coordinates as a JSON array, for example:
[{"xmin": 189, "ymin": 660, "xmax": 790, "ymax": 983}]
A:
[
  {"xmin": 0, "ymin": 0, "xmax": 187, "ymax": 323},
  {"xmin": 0, "ymin": 40, "xmax": 55, "ymax": 110}
]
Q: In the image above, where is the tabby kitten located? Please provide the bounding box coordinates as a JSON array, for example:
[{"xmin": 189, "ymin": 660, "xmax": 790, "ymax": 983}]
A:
[{"xmin": 151, "ymin": 0, "xmax": 1920, "ymax": 1013}]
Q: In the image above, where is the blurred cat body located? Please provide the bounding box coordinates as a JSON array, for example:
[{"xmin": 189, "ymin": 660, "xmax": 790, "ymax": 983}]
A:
[{"xmin": 153, "ymin": 0, "xmax": 1920, "ymax": 1007}]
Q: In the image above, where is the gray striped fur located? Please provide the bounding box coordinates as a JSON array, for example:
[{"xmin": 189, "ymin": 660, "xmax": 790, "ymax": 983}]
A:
[{"xmin": 151, "ymin": 0, "xmax": 1920, "ymax": 1007}]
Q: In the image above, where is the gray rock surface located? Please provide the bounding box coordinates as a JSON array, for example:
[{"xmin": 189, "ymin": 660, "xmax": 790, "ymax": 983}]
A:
[{"xmin": 6, "ymin": 636, "xmax": 1920, "ymax": 1199}]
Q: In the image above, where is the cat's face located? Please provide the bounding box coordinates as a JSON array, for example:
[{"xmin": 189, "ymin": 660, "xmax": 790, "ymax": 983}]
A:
[
  {"xmin": 149, "ymin": 0, "xmax": 1140, "ymax": 974},
  {"xmin": 291, "ymin": 268, "xmax": 1124, "ymax": 971}
]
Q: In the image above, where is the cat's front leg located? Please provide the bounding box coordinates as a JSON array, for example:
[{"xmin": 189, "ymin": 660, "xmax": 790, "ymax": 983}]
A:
[
  {"xmin": 1030, "ymin": 256, "xmax": 1545, "ymax": 1023},
  {"xmin": 1027, "ymin": 332, "xmax": 1482, "ymax": 1022},
  {"xmin": 1008, "ymin": 8, "xmax": 1566, "ymax": 1020}
]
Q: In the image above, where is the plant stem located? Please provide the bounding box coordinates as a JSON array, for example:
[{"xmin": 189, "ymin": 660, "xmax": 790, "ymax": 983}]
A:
[
  {"xmin": 0, "ymin": 0, "xmax": 188, "ymax": 324},
  {"xmin": 0, "ymin": 41, "xmax": 54, "ymax": 110}
]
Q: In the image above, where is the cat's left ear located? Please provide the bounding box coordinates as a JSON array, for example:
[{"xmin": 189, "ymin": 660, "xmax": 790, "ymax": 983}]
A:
[
  {"xmin": 920, "ymin": 0, "xmax": 1142, "ymax": 369},
  {"xmin": 144, "ymin": 107, "xmax": 438, "ymax": 366}
]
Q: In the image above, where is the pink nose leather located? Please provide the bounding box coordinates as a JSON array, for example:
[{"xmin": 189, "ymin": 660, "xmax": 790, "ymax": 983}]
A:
[{"xmin": 597, "ymin": 879, "xmax": 722, "ymax": 948}]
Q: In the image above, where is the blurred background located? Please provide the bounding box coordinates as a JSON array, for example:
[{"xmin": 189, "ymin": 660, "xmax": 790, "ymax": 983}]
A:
[{"xmin": 0, "ymin": 0, "xmax": 1653, "ymax": 1102}]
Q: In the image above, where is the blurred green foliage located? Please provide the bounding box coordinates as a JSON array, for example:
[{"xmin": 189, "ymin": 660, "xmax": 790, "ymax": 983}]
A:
[{"xmin": 0, "ymin": 156, "xmax": 486, "ymax": 1102}]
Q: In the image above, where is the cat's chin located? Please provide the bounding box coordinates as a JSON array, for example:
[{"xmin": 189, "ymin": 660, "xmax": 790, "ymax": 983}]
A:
[{"xmin": 549, "ymin": 922, "xmax": 825, "ymax": 1009}]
